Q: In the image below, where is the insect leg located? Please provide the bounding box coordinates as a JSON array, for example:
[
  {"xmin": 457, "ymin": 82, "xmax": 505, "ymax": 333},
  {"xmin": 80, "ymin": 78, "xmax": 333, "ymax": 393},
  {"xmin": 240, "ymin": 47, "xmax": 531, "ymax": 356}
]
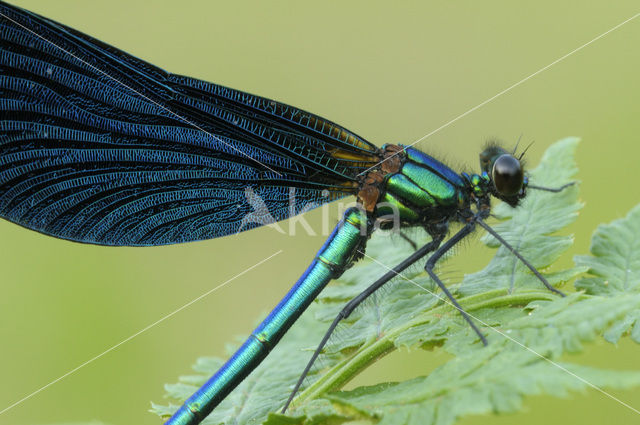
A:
[
  {"xmin": 528, "ymin": 182, "xmax": 575, "ymax": 192},
  {"xmin": 399, "ymin": 231, "xmax": 418, "ymax": 250},
  {"xmin": 475, "ymin": 218, "xmax": 565, "ymax": 296},
  {"xmin": 424, "ymin": 222, "xmax": 489, "ymax": 346},
  {"xmin": 282, "ymin": 235, "xmax": 444, "ymax": 413}
]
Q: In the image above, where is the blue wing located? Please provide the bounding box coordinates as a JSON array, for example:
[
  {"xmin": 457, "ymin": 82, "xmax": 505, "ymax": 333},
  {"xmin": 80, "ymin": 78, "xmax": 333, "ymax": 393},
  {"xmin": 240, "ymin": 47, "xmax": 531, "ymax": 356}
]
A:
[{"xmin": 0, "ymin": 2, "xmax": 380, "ymax": 246}]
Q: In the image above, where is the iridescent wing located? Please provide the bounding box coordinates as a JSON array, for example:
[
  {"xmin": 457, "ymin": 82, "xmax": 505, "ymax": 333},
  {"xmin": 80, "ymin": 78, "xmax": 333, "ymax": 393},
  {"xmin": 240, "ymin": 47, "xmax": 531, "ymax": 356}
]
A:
[{"xmin": 0, "ymin": 2, "xmax": 379, "ymax": 246}]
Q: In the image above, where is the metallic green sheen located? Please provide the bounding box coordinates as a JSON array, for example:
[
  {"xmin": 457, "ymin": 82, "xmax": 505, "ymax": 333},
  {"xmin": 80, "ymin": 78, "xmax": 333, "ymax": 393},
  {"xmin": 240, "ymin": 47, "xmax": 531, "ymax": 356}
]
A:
[
  {"xmin": 168, "ymin": 337, "xmax": 266, "ymax": 424},
  {"xmin": 404, "ymin": 147, "xmax": 466, "ymax": 187},
  {"xmin": 378, "ymin": 192, "xmax": 420, "ymax": 221},
  {"xmin": 253, "ymin": 263, "xmax": 334, "ymax": 342},
  {"xmin": 166, "ymin": 208, "xmax": 368, "ymax": 424},
  {"xmin": 317, "ymin": 210, "xmax": 367, "ymax": 268},
  {"xmin": 471, "ymin": 174, "xmax": 485, "ymax": 196},
  {"xmin": 401, "ymin": 162, "xmax": 458, "ymax": 206},
  {"xmin": 259, "ymin": 210, "xmax": 366, "ymax": 342},
  {"xmin": 386, "ymin": 174, "xmax": 436, "ymax": 208}
]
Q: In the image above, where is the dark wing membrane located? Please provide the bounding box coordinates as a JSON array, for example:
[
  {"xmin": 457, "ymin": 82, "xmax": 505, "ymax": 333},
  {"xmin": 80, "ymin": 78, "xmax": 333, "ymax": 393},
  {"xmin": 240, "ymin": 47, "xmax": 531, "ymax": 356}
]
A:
[{"xmin": 0, "ymin": 2, "xmax": 380, "ymax": 246}]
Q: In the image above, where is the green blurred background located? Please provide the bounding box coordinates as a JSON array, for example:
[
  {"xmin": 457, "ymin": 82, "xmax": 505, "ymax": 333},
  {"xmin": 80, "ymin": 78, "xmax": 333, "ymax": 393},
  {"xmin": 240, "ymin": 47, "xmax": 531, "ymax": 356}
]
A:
[{"xmin": 1, "ymin": 1, "xmax": 639, "ymax": 424}]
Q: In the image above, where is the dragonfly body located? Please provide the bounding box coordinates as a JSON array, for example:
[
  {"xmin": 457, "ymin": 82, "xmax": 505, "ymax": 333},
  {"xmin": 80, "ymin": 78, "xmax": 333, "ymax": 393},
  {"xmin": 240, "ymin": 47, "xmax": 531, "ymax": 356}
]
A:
[
  {"xmin": 0, "ymin": 3, "xmax": 567, "ymax": 425},
  {"xmin": 155, "ymin": 143, "xmax": 528, "ymax": 424}
]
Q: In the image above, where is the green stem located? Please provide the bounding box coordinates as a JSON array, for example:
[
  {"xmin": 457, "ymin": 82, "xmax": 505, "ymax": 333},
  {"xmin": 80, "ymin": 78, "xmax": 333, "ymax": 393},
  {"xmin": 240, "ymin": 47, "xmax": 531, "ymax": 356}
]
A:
[{"xmin": 293, "ymin": 289, "xmax": 565, "ymax": 407}]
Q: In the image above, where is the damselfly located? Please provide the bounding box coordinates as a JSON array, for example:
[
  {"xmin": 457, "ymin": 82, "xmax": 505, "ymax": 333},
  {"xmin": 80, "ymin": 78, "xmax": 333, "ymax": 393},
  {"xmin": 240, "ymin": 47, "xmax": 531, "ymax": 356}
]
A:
[{"xmin": 0, "ymin": 2, "xmax": 572, "ymax": 424}]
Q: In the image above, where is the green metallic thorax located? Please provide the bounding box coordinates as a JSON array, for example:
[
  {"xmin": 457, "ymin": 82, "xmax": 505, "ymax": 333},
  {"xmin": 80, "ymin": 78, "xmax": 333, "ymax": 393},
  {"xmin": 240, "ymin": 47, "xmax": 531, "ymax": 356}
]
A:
[{"xmin": 374, "ymin": 147, "xmax": 478, "ymax": 227}]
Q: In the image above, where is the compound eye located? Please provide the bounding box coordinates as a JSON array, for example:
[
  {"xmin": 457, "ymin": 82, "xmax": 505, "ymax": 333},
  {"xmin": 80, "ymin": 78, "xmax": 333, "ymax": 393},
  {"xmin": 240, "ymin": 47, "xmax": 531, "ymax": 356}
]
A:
[{"xmin": 492, "ymin": 154, "xmax": 523, "ymax": 196}]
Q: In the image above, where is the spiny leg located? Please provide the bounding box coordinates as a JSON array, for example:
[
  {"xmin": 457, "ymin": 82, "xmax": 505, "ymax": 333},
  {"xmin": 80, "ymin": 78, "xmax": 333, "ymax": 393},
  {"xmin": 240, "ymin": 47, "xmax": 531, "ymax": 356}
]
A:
[
  {"xmin": 424, "ymin": 222, "xmax": 489, "ymax": 346},
  {"xmin": 475, "ymin": 218, "xmax": 565, "ymax": 297},
  {"xmin": 281, "ymin": 235, "xmax": 444, "ymax": 413},
  {"xmin": 476, "ymin": 180, "xmax": 573, "ymax": 294}
]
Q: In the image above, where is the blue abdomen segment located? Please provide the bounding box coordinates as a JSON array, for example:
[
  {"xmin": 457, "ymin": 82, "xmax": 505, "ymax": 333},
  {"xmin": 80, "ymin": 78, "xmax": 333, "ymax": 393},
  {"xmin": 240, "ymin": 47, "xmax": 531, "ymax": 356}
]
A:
[{"xmin": 165, "ymin": 208, "xmax": 368, "ymax": 424}]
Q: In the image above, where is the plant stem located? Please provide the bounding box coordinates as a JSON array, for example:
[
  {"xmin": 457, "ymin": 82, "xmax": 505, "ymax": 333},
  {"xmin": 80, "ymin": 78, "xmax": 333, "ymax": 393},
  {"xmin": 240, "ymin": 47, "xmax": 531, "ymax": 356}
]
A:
[{"xmin": 293, "ymin": 289, "xmax": 564, "ymax": 407}]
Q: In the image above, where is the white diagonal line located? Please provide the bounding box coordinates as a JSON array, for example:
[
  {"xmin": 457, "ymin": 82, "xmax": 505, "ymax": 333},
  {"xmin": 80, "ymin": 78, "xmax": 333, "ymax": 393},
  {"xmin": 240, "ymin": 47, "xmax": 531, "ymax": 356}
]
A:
[
  {"xmin": 0, "ymin": 250, "xmax": 283, "ymax": 416},
  {"xmin": 0, "ymin": 10, "xmax": 283, "ymax": 176},
  {"xmin": 358, "ymin": 11, "xmax": 640, "ymax": 176},
  {"xmin": 360, "ymin": 250, "xmax": 640, "ymax": 416}
]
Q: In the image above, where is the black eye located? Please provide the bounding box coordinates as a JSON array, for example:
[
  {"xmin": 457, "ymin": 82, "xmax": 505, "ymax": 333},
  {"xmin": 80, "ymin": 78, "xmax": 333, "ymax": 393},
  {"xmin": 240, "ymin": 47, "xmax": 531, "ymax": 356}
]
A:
[{"xmin": 492, "ymin": 154, "xmax": 523, "ymax": 196}]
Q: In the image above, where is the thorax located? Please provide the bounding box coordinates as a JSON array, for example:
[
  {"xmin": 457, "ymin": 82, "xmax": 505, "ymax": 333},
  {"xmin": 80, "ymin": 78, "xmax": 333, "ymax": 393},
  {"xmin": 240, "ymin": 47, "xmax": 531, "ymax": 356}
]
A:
[{"xmin": 358, "ymin": 145, "xmax": 475, "ymax": 229}]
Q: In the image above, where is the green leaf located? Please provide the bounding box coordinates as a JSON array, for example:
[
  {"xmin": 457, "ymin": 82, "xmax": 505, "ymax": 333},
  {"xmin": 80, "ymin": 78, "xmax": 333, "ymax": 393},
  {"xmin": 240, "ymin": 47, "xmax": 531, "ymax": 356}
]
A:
[
  {"xmin": 323, "ymin": 356, "xmax": 640, "ymax": 425},
  {"xmin": 575, "ymin": 204, "xmax": 640, "ymax": 296},
  {"xmin": 155, "ymin": 138, "xmax": 640, "ymax": 425},
  {"xmin": 574, "ymin": 203, "xmax": 640, "ymax": 343}
]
